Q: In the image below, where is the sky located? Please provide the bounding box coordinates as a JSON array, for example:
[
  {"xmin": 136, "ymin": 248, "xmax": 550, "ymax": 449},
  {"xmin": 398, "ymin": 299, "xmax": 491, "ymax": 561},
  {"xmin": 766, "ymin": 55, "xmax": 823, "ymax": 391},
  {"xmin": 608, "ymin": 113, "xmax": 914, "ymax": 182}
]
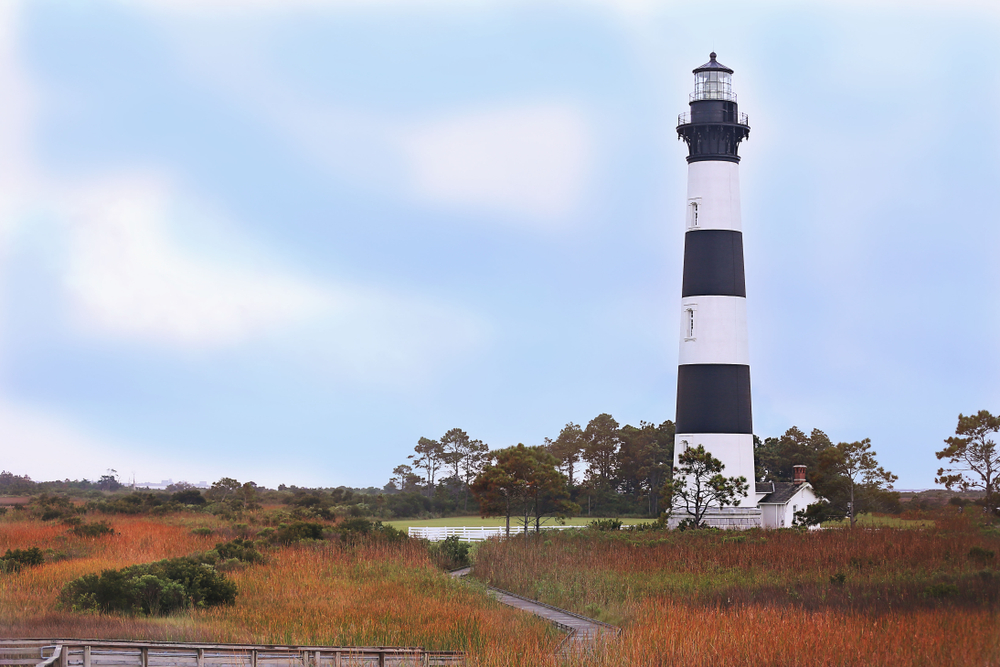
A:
[{"xmin": 0, "ymin": 0, "xmax": 997, "ymax": 490}]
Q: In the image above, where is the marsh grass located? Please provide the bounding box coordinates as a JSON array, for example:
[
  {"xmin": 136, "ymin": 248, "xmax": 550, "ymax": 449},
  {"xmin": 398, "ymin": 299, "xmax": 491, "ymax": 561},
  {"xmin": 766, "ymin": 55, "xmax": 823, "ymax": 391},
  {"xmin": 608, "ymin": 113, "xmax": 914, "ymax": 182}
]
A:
[
  {"xmin": 0, "ymin": 513, "xmax": 556, "ymax": 666},
  {"xmin": 4, "ymin": 511, "xmax": 998, "ymax": 666},
  {"xmin": 472, "ymin": 515, "xmax": 1000, "ymax": 665}
]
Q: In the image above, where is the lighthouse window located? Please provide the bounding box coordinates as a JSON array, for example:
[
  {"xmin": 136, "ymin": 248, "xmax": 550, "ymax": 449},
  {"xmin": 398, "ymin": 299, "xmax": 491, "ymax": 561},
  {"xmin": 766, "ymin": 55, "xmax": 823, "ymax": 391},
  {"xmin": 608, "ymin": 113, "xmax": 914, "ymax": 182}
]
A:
[
  {"xmin": 687, "ymin": 199, "xmax": 700, "ymax": 228},
  {"xmin": 685, "ymin": 307, "xmax": 696, "ymax": 340}
]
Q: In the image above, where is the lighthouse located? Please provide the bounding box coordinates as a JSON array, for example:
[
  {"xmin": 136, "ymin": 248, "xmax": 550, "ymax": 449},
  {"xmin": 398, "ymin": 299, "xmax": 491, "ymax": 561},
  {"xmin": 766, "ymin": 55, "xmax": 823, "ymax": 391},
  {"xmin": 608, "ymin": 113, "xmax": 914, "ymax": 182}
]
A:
[{"xmin": 673, "ymin": 53, "xmax": 758, "ymax": 523}]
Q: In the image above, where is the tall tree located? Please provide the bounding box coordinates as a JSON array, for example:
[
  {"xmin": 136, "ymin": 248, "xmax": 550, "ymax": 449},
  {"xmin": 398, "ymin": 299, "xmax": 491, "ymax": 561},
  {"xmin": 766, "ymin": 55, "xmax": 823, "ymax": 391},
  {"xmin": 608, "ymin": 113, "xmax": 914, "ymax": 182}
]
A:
[
  {"xmin": 460, "ymin": 438, "xmax": 489, "ymax": 512},
  {"xmin": 808, "ymin": 439, "xmax": 898, "ymax": 527},
  {"xmin": 583, "ymin": 413, "xmax": 620, "ymax": 488},
  {"xmin": 936, "ymin": 410, "xmax": 1000, "ymax": 517},
  {"xmin": 389, "ymin": 464, "xmax": 423, "ymax": 493},
  {"xmin": 547, "ymin": 422, "xmax": 585, "ymax": 486},
  {"xmin": 409, "ymin": 437, "xmax": 444, "ymax": 496},
  {"xmin": 471, "ymin": 444, "xmax": 577, "ymax": 536},
  {"xmin": 618, "ymin": 420, "xmax": 675, "ymax": 515},
  {"xmin": 661, "ymin": 444, "xmax": 748, "ymax": 528},
  {"xmin": 755, "ymin": 427, "xmax": 832, "ymax": 482},
  {"xmin": 440, "ymin": 428, "xmax": 471, "ymax": 481}
]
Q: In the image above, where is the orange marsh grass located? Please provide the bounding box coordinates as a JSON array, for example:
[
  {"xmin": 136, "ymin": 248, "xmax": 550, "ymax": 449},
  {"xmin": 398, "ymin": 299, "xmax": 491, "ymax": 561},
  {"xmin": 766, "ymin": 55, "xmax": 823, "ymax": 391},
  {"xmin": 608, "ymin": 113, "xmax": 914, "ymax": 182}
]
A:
[
  {"xmin": 471, "ymin": 520, "xmax": 1000, "ymax": 666},
  {"xmin": 558, "ymin": 601, "xmax": 1000, "ymax": 667},
  {"xmin": 0, "ymin": 514, "xmax": 557, "ymax": 666}
]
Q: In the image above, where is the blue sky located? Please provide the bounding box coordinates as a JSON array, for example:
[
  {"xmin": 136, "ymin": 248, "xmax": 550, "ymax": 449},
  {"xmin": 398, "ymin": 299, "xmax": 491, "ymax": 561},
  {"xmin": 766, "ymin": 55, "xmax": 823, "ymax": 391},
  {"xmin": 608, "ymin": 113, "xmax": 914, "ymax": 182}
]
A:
[{"xmin": 0, "ymin": 0, "xmax": 997, "ymax": 490}]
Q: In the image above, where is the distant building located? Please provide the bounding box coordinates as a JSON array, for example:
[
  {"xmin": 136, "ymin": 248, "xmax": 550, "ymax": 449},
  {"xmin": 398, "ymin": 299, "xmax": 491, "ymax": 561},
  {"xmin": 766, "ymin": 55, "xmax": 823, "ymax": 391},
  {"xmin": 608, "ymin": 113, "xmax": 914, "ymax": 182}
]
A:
[{"xmin": 756, "ymin": 466, "xmax": 820, "ymax": 529}]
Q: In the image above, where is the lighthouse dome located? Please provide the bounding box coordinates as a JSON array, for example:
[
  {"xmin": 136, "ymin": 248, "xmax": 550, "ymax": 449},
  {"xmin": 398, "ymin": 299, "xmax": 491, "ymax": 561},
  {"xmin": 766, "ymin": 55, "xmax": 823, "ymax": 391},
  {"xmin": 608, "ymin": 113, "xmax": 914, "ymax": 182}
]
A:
[{"xmin": 692, "ymin": 52, "xmax": 736, "ymax": 102}]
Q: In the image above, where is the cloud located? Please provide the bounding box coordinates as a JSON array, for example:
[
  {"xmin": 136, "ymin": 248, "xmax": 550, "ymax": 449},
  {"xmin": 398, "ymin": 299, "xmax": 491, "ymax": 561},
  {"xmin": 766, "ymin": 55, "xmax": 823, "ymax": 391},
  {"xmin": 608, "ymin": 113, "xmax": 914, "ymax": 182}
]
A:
[
  {"xmin": 59, "ymin": 177, "xmax": 332, "ymax": 347},
  {"xmin": 169, "ymin": 39, "xmax": 597, "ymax": 228},
  {"xmin": 51, "ymin": 175, "xmax": 490, "ymax": 382},
  {"xmin": 402, "ymin": 103, "xmax": 595, "ymax": 225}
]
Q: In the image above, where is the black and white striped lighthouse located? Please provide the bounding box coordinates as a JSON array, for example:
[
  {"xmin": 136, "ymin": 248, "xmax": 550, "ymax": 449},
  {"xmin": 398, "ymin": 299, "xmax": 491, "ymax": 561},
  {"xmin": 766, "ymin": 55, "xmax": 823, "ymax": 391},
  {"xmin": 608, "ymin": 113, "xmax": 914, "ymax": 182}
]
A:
[{"xmin": 674, "ymin": 53, "xmax": 755, "ymax": 508}]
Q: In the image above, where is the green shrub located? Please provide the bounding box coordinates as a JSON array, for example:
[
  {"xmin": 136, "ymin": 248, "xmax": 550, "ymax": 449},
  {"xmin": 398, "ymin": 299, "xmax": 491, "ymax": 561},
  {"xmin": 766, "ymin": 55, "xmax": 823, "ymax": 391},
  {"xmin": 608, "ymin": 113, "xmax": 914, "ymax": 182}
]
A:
[
  {"xmin": 31, "ymin": 493, "xmax": 77, "ymax": 521},
  {"xmin": 70, "ymin": 521, "xmax": 116, "ymax": 538},
  {"xmin": 335, "ymin": 518, "xmax": 406, "ymax": 544},
  {"xmin": 923, "ymin": 582, "xmax": 959, "ymax": 599},
  {"xmin": 213, "ymin": 538, "xmax": 264, "ymax": 564},
  {"xmin": 171, "ymin": 489, "xmax": 206, "ymax": 506},
  {"xmin": 589, "ymin": 518, "xmax": 623, "ymax": 532},
  {"xmin": 441, "ymin": 535, "xmax": 471, "ymax": 567},
  {"xmin": 273, "ymin": 521, "xmax": 325, "ymax": 544},
  {"xmin": 1, "ymin": 547, "xmax": 45, "ymax": 571},
  {"xmin": 830, "ymin": 572, "xmax": 847, "ymax": 585},
  {"xmin": 59, "ymin": 556, "xmax": 236, "ymax": 615},
  {"xmin": 191, "ymin": 527, "xmax": 213, "ymax": 536},
  {"xmin": 968, "ymin": 546, "xmax": 995, "ymax": 563}
]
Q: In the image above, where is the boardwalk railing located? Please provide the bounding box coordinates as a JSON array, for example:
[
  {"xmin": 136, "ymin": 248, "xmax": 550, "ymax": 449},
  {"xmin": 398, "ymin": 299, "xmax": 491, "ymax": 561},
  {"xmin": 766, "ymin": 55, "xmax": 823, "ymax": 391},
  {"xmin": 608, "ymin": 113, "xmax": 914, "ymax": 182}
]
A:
[
  {"xmin": 408, "ymin": 525, "xmax": 583, "ymax": 542},
  {"xmin": 0, "ymin": 640, "xmax": 463, "ymax": 667}
]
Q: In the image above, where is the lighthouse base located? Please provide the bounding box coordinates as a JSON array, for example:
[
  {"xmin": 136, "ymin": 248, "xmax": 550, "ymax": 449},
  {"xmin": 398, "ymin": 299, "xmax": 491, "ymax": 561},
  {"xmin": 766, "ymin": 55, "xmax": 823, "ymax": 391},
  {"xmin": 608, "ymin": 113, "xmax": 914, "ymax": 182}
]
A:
[{"xmin": 667, "ymin": 507, "xmax": 762, "ymax": 530}]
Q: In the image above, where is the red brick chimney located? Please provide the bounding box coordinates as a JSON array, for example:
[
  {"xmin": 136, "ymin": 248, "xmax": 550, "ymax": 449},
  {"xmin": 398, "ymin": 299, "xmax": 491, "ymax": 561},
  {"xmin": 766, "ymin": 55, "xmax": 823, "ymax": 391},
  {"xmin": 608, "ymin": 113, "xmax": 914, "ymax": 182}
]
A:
[{"xmin": 793, "ymin": 465, "xmax": 807, "ymax": 484}]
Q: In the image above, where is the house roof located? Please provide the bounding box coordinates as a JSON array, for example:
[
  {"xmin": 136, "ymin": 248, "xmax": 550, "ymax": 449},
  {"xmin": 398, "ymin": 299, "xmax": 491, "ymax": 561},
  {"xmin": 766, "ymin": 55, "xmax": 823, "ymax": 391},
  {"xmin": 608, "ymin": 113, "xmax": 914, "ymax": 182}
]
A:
[
  {"xmin": 755, "ymin": 482, "xmax": 775, "ymax": 494},
  {"xmin": 759, "ymin": 482, "xmax": 809, "ymax": 505}
]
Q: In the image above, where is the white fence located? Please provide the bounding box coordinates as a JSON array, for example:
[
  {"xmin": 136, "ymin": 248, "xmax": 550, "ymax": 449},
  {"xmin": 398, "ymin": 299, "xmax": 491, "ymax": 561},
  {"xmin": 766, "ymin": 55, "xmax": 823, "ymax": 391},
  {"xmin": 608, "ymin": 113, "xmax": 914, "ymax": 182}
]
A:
[{"xmin": 408, "ymin": 525, "xmax": 583, "ymax": 542}]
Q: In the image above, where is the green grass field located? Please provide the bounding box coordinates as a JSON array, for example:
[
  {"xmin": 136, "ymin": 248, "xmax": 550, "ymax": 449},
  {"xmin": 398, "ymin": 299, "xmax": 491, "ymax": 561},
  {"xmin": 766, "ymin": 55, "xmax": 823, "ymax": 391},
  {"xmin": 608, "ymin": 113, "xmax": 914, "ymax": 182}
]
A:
[
  {"xmin": 384, "ymin": 516, "xmax": 655, "ymax": 530},
  {"xmin": 821, "ymin": 513, "xmax": 936, "ymax": 529}
]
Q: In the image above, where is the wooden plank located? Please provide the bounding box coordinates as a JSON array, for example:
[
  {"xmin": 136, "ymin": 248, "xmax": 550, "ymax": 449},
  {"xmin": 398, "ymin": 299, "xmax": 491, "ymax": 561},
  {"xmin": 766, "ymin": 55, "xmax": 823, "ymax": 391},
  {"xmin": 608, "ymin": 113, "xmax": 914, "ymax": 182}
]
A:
[{"xmin": 83, "ymin": 646, "xmax": 91, "ymax": 667}]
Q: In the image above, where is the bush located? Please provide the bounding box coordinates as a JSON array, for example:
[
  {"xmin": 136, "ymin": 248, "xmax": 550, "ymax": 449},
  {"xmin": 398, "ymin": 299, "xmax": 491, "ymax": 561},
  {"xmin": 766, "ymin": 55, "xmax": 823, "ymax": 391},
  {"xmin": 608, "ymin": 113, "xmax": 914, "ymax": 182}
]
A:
[
  {"xmin": 191, "ymin": 527, "xmax": 213, "ymax": 536},
  {"xmin": 273, "ymin": 521, "xmax": 325, "ymax": 544},
  {"xmin": 438, "ymin": 535, "xmax": 471, "ymax": 568},
  {"xmin": 30, "ymin": 493, "xmax": 77, "ymax": 521},
  {"xmin": 212, "ymin": 538, "xmax": 264, "ymax": 564},
  {"xmin": 1, "ymin": 547, "xmax": 45, "ymax": 572},
  {"xmin": 589, "ymin": 518, "xmax": 623, "ymax": 532},
  {"xmin": 70, "ymin": 521, "xmax": 116, "ymax": 538},
  {"xmin": 923, "ymin": 582, "xmax": 959, "ymax": 599},
  {"xmin": 335, "ymin": 518, "xmax": 407, "ymax": 544},
  {"xmin": 171, "ymin": 489, "xmax": 206, "ymax": 506},
  {"xmin": 59, "ymin": 556, "xmax": 236, "ymax": 615},
  {"xmin": 87, "ymin": 492, "xmax": 167, "ymax": 515},
  {"xmin": 968, "ymin": 546, "xmax": 995, "ymax": 564}
]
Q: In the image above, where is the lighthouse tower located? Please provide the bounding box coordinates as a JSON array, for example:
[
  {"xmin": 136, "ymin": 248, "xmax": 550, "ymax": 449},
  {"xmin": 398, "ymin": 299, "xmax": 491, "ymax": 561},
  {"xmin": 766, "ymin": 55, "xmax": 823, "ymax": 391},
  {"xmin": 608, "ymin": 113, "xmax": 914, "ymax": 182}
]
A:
[{"xmin": 673, "ymin": 53, "xmax": 757, "ymax": 520}]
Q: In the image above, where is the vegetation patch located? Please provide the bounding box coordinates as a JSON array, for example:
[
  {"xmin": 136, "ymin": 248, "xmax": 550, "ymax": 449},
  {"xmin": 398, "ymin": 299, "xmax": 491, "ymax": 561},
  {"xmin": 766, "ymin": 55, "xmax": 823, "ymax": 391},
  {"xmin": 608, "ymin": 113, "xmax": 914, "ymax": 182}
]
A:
[
  {"xmin": 1, "ymin": 547, "xmax": 45, "ymax": 572},
  {"xmin": 69, "ymin": 520, "xmax": 116, "ymax": 538},
  {"xmin": 59, "ymin": 556, "xmax": 237, "ymax": 615}
]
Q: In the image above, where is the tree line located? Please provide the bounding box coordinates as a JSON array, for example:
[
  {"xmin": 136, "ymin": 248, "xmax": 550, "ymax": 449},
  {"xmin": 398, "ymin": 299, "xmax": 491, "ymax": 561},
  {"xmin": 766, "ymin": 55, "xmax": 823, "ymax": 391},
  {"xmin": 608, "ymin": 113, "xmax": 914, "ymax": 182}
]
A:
[
  {"xmin": 389, "ymin": 407, "xmax": 1000, "ymax": 526},
  {"xmin": 387, "ymin": 415, "xmax": 676, "ymax": 519}
]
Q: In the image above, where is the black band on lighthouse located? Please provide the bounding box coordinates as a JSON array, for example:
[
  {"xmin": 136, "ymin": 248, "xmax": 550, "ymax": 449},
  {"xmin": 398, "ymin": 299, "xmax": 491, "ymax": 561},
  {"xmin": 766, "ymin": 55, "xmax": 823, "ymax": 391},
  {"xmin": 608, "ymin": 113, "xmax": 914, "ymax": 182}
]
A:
[
  {"xmin": 675, "ymin": 364, "xmax": 753, "ymax": 434},
  {"xmin": 681, "ymin": 229, "xmax": 746, "ymax": 298}
]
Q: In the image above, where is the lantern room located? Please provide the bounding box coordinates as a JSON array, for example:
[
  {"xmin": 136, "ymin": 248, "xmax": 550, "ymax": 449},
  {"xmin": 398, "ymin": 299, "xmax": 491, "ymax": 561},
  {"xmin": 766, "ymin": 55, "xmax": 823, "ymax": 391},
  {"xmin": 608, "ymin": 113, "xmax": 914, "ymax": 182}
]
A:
[{"xmin": 692, "ymin": 52, "xmax": 736, "ymax": 102}]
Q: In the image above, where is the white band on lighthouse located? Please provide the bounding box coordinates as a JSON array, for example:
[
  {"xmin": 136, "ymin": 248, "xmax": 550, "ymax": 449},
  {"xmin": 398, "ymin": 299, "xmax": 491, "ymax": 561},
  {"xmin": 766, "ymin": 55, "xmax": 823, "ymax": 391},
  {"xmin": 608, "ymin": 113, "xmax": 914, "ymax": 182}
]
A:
[
  {"xmin": 686, "ymin": 161, "xmax": 742, "ymax": 232},
  {"xmin": 679, "ymin": 295, "xmax": 749, "ymax": 366}
]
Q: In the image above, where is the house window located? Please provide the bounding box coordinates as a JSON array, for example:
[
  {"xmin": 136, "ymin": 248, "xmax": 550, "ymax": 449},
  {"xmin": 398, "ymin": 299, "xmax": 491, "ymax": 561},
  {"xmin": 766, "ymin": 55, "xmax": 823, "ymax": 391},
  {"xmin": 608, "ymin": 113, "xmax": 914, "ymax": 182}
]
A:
[{"xmin": 687, "ymin": 199, "xmax": 701, "ymax": 229}]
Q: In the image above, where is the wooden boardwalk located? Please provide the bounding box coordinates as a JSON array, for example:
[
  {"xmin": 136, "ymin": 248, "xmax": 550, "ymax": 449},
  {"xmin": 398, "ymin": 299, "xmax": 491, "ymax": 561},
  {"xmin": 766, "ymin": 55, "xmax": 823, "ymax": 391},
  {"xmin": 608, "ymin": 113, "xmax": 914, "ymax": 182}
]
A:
[
  {"xmin": 448, "ymin": 568, "xmax": 618, "ymax": 656},
  {"xmin": 0, "ymin": 640, "xmax": 463, "ymax": 667}
]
